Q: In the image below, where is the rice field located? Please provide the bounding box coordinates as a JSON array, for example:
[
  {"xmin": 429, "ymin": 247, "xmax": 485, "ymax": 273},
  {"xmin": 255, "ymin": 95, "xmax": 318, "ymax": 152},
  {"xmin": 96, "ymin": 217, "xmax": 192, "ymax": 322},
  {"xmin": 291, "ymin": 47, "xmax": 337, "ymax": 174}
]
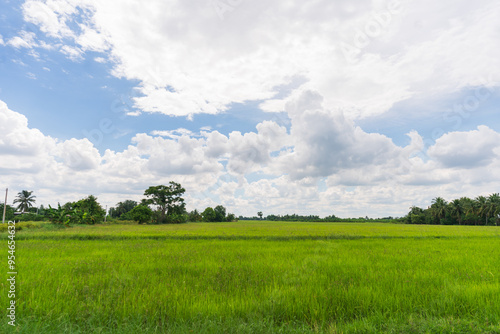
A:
[{"xmin": 1, "ymin": 221, "xmax": 500, "ymax": 333}]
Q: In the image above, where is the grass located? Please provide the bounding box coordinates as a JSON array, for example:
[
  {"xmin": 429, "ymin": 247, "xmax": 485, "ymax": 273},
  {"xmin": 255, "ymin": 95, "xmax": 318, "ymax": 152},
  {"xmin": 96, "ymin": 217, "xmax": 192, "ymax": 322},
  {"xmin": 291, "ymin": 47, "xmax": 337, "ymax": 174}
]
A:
[{"xmin": 1, "ymin": 221, "xmax": 499, "ymax": 333}]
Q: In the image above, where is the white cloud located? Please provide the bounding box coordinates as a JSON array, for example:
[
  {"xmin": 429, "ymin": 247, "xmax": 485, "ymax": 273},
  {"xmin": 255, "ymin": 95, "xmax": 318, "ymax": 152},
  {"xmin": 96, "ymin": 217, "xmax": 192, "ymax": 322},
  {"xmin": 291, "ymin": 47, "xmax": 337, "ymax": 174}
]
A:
[
  {"xmin": 2, "ymin": 97, "xmax": 500, "ymax": 217},
  {"xmin": 94, "ymin": 57, "xmax": 106, "ymax": 63},
  {"xmin": 428, "ymin": 125, "xmax": 500, "ymax": 168},
  {"xmin": 5, "ymin": 0, "xmax": 500, "ymax": 217},
  {"xmin": 275, "ymin": 90, "xmax": 402, "ymax": 180},
  {"xmin": 60, "ymin": 45, "xmax": 83, "ymax": 61},
  {"xmin": 76, "ymin": 24, "xmax": 109, "ymax": 52},
  {"xmin": 0, "ymin": 34, "xmax": 5, "ymax": 46},
  {"xmin": 57, "ymin": 138, "xmax": 102, "ymax": 170},
  {"xmin": 7, "ymin": 31, "xmax": 37, "ymax": 49},
  {"xmin": 22, "ymin": 0, "xmax": 76, "ymax": 38},
  {"xmin": 20, "ymin": 0, "xmax": 500, "ymax": 119},
  {"xmin": 150, "ymin": 128, "xmax": 194, "ymax": 139}
]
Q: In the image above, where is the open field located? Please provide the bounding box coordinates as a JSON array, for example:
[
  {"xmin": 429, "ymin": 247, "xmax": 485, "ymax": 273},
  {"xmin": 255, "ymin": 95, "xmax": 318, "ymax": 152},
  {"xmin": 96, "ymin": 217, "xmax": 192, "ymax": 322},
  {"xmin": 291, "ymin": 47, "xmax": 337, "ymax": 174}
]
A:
[{"xmin": 2, "ymin": 221, "xmax": 500, "ymax": 333}]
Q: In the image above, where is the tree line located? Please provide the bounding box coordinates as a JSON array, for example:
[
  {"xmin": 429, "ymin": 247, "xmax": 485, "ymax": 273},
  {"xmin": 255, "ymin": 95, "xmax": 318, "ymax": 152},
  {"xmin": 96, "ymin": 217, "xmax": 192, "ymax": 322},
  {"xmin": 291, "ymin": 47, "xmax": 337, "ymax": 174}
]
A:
[
  {"xmin": 2, "ymin": 182, "xmax": 236, "ymax": 225},
  {"xmin": 238, "ymin": 213, "xmax": 394, "ymax": 223},
  {"xmin": 3, "ymin": 187, "xmax": 499, "ymax": 226},
  {"xmin": 404, "ymin": 194, "xmax": 500, "ymax": 226}
]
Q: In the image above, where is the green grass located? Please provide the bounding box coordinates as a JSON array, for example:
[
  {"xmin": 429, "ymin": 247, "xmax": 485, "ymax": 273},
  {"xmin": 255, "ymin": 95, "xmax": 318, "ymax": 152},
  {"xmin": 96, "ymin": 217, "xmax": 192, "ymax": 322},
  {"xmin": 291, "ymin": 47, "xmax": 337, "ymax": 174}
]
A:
[{"xmin": 1, "ymin": 221, "xmax": 500, "ymax": 333}]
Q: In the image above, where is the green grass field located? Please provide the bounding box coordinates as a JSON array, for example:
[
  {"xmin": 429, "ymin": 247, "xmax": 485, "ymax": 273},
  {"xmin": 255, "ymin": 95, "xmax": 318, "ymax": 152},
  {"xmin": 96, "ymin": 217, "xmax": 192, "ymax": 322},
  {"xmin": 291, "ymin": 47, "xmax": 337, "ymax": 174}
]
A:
[{"xmin": 2, "ymin": 221, "xmax": 500, "ymax": 333}]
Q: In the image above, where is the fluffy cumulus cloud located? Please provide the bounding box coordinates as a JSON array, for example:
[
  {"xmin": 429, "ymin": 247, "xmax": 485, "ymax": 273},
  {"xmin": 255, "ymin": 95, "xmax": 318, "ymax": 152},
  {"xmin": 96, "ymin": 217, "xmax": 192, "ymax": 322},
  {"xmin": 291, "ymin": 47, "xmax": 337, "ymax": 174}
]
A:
[
  {"xmin": 18, "ymin": 0, "xmax": 500, "ymax": 119},
  {"xmin": 428, "ymin": 126, "xmax": 500, "ymax": 169},
  {"xmin": 277, "ymin": 91, "xmax": 403, "ymax": 180},
  {"xmin": 3, "ymin": 0, "xmax": 500, "ymax": 217},
  {"xmin": 4, "ymin": 90, "xmax": 500, "ymax": 217}
]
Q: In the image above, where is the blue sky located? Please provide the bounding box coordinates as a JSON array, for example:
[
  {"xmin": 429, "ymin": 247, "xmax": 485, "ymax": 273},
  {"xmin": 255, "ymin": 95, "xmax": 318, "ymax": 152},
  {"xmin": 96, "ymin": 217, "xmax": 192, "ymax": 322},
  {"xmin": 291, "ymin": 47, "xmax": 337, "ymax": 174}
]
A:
[{"xmin": 1, "ymin": 0, "xmax": 499, "ymax": 217}]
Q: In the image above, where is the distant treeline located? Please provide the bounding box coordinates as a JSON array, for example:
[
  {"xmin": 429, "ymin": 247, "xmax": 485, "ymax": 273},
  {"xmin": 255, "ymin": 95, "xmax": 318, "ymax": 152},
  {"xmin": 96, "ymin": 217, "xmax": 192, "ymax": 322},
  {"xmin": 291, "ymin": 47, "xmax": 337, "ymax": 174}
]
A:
[
  {"xmin": 239, "ymin": 214, "xmax": 395, "ymax": 223},
  {"xmin": 404, "ymin": 194, "xmax": 500, "ymax": 226}
]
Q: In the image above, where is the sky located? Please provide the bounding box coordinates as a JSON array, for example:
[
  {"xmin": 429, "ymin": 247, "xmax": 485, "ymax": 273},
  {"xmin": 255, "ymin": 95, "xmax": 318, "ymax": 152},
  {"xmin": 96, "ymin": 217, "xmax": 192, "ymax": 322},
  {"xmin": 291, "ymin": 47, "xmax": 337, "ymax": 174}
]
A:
[{"xmin": 1, "ymin": 0, "xmax": 499, "ymax": 218}]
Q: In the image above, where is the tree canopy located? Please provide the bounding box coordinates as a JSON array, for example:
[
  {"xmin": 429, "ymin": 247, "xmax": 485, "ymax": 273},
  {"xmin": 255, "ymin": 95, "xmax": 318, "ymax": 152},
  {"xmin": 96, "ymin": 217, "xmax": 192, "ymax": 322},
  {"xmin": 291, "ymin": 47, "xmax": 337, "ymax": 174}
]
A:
[
  {"xmin": 405, "ymin": 193, "xmax": 500, "ymax": 226},
  {"xmin": 143, "ymin": 182, "xmax": 186, "ymax": 224},
  {"xmin": 13, "ymin": 190, "xmax": 36, "ymax": 213}
]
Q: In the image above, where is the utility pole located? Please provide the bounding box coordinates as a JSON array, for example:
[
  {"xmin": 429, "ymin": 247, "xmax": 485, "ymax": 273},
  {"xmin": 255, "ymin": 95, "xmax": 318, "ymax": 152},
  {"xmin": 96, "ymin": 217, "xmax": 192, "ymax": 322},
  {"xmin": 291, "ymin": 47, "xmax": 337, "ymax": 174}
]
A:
[
  {"xmin": 105, "ymin": 205, "xmax": 107, "ymax": 223},
  {"xmin": 2, "ymin": 188, "xmax": 7, "ymax": 224}
]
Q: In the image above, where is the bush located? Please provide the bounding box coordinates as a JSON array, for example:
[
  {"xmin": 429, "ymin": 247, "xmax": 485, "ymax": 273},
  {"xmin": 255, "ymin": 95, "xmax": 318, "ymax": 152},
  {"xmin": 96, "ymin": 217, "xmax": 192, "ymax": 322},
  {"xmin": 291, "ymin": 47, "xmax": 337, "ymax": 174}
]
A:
[
  {"xmin": 202, "ymin": 207, "xmax": 216, "ymax": 222},
  {"xmin": 0, "ymin": 204, "xmax": 14, "ymax": 221},
  {"xmin": 17, "ymin": 213, "xmax": 46, "ymax": 222},
  {"xmin": 128, "ymin": 205, "xmax": 153, "ymax": 224},
  {"xmin": 166, "ymin": 213, "xmax": 188, "ymax": 224}
]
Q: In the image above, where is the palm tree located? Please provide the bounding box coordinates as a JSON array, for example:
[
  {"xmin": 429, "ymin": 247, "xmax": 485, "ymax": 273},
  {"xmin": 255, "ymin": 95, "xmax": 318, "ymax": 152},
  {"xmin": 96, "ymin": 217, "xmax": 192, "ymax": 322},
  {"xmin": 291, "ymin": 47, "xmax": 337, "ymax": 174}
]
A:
[
  {"xmin": 474, "ymin": 196, "xmax": 489, "ymax": 225},
  {"xmin": 13, "ymin": 190, "xmax": 36, "ymax": 213},
  {"xmin": 459, "ymin": 197, "xmax": 475, "ymax": 225},
  {"xmin": 487, "ymin": 193, "xmax": 500, "ymax": 226},
  {"xmin": 448, "ymin": 199, "xmax": 463, "ymax": 225},
  {"xmin": 430, "ymin": 197, "xmax": 447, "ymax": 224}
]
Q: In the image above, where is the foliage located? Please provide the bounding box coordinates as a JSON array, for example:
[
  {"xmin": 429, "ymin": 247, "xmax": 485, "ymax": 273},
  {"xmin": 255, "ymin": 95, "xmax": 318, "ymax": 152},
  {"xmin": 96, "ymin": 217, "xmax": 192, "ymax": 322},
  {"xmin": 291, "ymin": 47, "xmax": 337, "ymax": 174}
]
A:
[
  {"xmin": 46, "ymin": 196, "xmax": 106, "ymax": 225},
  {"xmin": 73, "ymin": 195, "xmax": 106, "ymax": 224},
  {"xmin": 201, "ymin": 207, "xmax": 216, "ymax": 222},
  {"xmin": 16, "ymin": 213, "xmax": 46, "ymax": 222},
  {"xmin": 143, "ymin": 182, "xmax": 186, "ymax": 224},
  {"xmin": 128, "ymin": 205, "xmax": 153, "ymax": 224},
  {"xmin": 188, "ymin": 209, "xmax": 202, "ymax": 222},
  {"xmin": 165, "ymin": 213, "xmax": 188, "ymax": 224},
  {"xmin": 405, "ymin": 193, "xmax": 500, "ymax": 226},
  {"xmin": 109, "ymin": 200, "xmax": 138, "ymax": 219},
  {"xmin": 200, "ymin": 205, "xmax": 233, "ymax": 222},
  {"xmin": 13, "ymin": 190, "xmax": 36, "ymax": 213},
  {"xmin": 46, "ymin": 204, "xmax": 75, "ymax": 226},
  {"xmin": 214, "ymin": 205, "xmax": 226, "ymax": 222},
  {"xmin": 0, "ymin": 203, "xmax": 15, "ymax": 221}
]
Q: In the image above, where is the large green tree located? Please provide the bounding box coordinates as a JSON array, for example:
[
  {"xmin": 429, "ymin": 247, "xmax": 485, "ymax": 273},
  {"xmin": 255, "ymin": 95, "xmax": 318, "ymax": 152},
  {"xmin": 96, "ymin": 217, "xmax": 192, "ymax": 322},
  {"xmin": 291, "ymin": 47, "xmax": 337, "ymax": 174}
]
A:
[
  {"xmin": 13, "ymin": 190, "xmax": 36, "ymax": 213},
  {"xmin": 202, "ymin": 207, "xmax": 216, "ymax": 222},
  {"xmin": 143, "ymin": 182, "xmax": 186, "ymax": 224},
  {"xmin": 214, "ymin": 205, "xmax": 226, "ymax": 222}
]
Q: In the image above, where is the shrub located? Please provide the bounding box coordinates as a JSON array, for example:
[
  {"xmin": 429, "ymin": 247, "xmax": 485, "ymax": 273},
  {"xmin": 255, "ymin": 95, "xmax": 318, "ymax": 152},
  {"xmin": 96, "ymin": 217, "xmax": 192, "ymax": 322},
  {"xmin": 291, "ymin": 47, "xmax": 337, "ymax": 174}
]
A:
[{"xmin": 128, "ymin": 205, "xmax": 153, "ymax": 224}]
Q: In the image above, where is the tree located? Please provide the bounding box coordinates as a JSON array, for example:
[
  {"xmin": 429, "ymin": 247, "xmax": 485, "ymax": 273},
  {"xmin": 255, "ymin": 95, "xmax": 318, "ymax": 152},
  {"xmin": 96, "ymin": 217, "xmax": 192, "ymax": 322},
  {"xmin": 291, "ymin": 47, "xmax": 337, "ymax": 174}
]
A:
[
  {"xmin": 128, "ymin": 205, "xmax": 153, "ymax": 224},
  {"xmin": 448, "ymin": 199, "xmax": 464, "ymax": 225},
  {"xmin": 214, "ymin": 205, "xmax": 226, "ymax": 222},
  {"xmin": 257, "ymin": 211, "xmax": 263, "ymax": 220},
  {"xmin": 226, "ymin": 213, "xmax": 236, "ymax": 222},
  {"xmin": 474, "ymin": 196, "xmax": 489, "ymax": 225},
  {"xmin": 407, "ymin": 206, "xmax": 425, "ymax": 224},
  {"xmin": 0, "ymin": 204, "xmax": 14, "ymax": 221},
  {"xmin": 73, "ymin": 195, "xmax": 106, "ymax": 224},
  {"xmin": 188, "ymin": 209, "xmax": 202, "ymax": 222},
  {"xmin": 430, "ymin": 197, "xmax": 447, "ymax": 224},
  {"xmin": 144, "ymin": 183, "xmax": 186, "ymax": 224},
  {"xmin": 487, "ymin": 193, "xmax": 500, "ymax": 226},
  {"xmin": 47, "ymin": 203, "xmax": 76, "ymax": 226},
  {"xmin": 202, "ymin": 207, "xmax": 216, "ymax": 222},
  {"xmin": 13, "ymin": 190, "xmax": 36, "ymax": 213},
  {"xmin": 109, "ymin": 200, "xmax": 138, "ymax": 219}
]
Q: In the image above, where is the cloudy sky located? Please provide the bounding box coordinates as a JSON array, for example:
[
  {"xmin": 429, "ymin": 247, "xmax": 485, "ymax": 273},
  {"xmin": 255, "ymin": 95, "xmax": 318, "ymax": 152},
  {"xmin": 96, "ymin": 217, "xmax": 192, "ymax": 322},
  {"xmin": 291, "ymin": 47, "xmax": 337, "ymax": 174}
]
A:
[{"xmin": 1, "ymin": 0, "xmax": 499, "ymax": 218}]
